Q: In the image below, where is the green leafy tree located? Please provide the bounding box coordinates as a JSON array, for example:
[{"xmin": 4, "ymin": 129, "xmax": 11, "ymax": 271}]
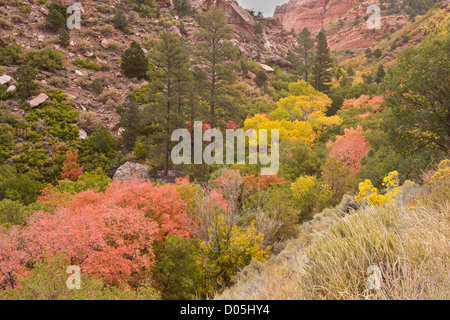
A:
[
  {"xmin": 118, "ymin": 96, "xmax": 142, "ymax": 153},
  {"xmin": 152, "ymin": 236, "xmax": 202, "ymax": 300},
  {"xmin": 311, "ymin": 30, "xmax": 332, "ymax": 93},
  {"xmin": 383, "ymin": 33, "xmax": 450, "ymax": 156},
  {"xmin": 0, "ymin": 165, "xmax": 43, "ymax": 205},
  {"xmin": 194, "ymin": 7, "xmax": 239, "ymax": 128},
  {"xmin": 80, "ymin": 126, "xmax": 118, "ymax": 172},
  {"xmin": 121, "ymin": 41, "xmax": 148, "ymax": 79}
]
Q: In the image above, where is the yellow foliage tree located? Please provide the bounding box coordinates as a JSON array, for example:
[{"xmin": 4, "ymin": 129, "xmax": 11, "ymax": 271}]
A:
[{"xmin": 244, "ymin": 80, "xmax": 342, "ymax": 145}]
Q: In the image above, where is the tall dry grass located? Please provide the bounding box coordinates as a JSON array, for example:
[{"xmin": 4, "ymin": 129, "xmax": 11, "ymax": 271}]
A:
[{"xmin": 216, "ymin": 176, "xmax": 449, "ymax": 300}]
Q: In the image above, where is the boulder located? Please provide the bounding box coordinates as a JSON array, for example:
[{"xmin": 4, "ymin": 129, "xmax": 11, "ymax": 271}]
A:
[
  {"xmin": 260, "ymin": 64, "xmax": 275, "ymax": 73},
  {"xmin": 113, "ymin": 162, "xmax": 151, "ymax": 182},
  {"xmin": 28, "ymin": 93, "xmax": 49, "ymax": 108},
  {"xmin": 6, "ymin": 85, "xmax": 16, "ymax": 92},
  {"xmin": 101, "ymin": 39, "xmax": 109, "ymax": 49},
  {"xmin": 78, "ymin": 128, "xmax": 87, "ymax": 140},
  {"xmin": 0, "ymin": 75, "xmax": 12, "ymax": 85}
]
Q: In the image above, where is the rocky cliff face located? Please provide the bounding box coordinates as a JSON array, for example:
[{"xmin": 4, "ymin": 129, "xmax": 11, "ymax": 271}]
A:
[
  {"xmin": 186, "ymin": 0, "xmax": 296, "ymax": 61},
  {"xmin": 274, "ymin": 0, "xmax": 362, "ymax": 34},
  {"xmin": 274, "ymin": 0, "xmax": 410, "ymax": 53}
]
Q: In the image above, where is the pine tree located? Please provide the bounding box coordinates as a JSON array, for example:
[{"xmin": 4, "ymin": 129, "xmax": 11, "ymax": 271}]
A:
[
  {"xmin": 375, "ymin": 64, "xmax": 385, "ymax": 84},
  {"xmin": 311, "ymin": 30, "xmax": 332, "ymax": 93},
  {"xmin": 112, "ymin": 10, "xmax": 128, "ymax": 32},
  {"xmin": 294, "ymin": 27, "xmax": 314, "ymax": 82},
  {"xmin": 194, "ymin": 7, "xmax": 239, "ymax": 128},
  {"xmin": 149, "ymin": 31, "xmax": 190, "ymax": 176},
  {"xmin": 58, "ymin": 29, "xmax": 70, "ymax": 47},
  {"xmin": 119, "ymin": 96, "xmax": 142, "ymax": 153},
  {"xmin": 121, "ymin": 41, "xmax": 148, "ymax": 79},
  {"xmin": 15, "ymin": 65, "xmax": 37, "ymax": 98}
]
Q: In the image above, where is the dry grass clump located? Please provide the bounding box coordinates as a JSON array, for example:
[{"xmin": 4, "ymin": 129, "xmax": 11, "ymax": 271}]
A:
[{"xmin": 217, "ymin": 172, "xmax": 449, "ymax": 300}]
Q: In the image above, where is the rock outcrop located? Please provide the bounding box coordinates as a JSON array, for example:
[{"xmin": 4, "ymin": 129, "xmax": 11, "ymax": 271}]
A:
[
  {"xmin": 274, "ymin": 0, "xmax": 363, "ymax": 34},
  {"xmin": 113, "ymin": 162, "xmax": 151, "ymax": 182},
  {"xmin": 187, "ymin": 0, "xmax": 296, "ymax": 61},
  {"xmin": 28, "ymin": 93, "xmax": 49, "ymax": 108}
]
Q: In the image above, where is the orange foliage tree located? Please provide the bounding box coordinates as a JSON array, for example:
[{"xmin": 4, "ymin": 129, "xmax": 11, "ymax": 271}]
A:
[
  {"xmin": 328, "ymin": 126, "xmax": 371, "ymax": 172},
  {"xmin": 60, "ymin": 149, "xmax": 84, "ymax": 181},
  {"xmin": 0, "ymin": 181, "xmax": 192, "ymax": 289}
]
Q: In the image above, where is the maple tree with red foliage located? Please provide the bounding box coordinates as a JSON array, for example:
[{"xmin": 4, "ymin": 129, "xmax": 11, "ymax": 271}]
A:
[
  {"xmin": 60, "ymin": 149, "xmax": 84, "ymax": 181},
  {"xmin": 328, "ymin": 126, "xmax": 371, "ymax": 173},
  {"xmin": 0, "ymin": 181, "xmax": 192, "ymax": 289}
]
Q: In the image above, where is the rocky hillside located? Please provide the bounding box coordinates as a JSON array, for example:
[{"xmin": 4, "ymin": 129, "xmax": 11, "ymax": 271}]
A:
[
  {"xmin": 0, "ymin": 0, "xmax": 295, "ymax": 136},
  {"xmin": 274, "ymin": 0, "xmax": 443, "ymax": 53}
]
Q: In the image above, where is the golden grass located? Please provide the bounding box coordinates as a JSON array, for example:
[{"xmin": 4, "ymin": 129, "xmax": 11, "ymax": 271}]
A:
[{"xmin": 216, "ymin": 182, "xmax": 449, "ymax": 300}]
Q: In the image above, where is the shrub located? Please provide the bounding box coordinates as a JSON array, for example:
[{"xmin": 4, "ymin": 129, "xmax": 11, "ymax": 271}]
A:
[
  {"xmin": 19, "ymin": 5, "xmax": 31, "ymax": 14},
  {"xmin": 92, "ymin": 78, "xmax": 104, "ymax": 94},
  {"xmin": 0, "ymin": 42, "xmax": 22, "ymax": 66},
  {"xmin": 73, "ymin": 57, "xmax": 102, "ymax": 71},
  {"xmin": 128, "ymin": 0, "xmax": 159, "ymax": 18},
  {"xmin": 112, "ymin": 10, "xmax": 128, "ymax": 32},
  {"xmin": 25, "ymin": 47, "xmax": 65, "ymax": 71},
  {"xmin": 99, "ymin": 24, "xmax": 114, "ymax": 36},
  {"xmin": 0, "ymin": 255, "xmax": 161, "ymax": 300},
  {"xmin": 0, "ymin": 18, "xmax": 13, "ymax": 30},
  {"xmin": 58, "ymin": 29, "xmax": 70, "ymax": 47},
  {"xmin": 0, "ymin": 165, "xmax": 44, "ymax": 205},
  {"xmin": 46, "ymin": 2, "xmax": 67, "ymax": 32}
]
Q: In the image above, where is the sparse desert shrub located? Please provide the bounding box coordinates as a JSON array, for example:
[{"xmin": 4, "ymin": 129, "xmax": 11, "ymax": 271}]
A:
[
  {"xmin": 25, "ymin": 47, "xmax": 65, "ymax": 71},
  {"xmin": 0, "ymin": 17, "xmax": 12, "ymax": 30},
  {"xmin": 92, "ymin": 78, "xmax": 104, "ymax": 94},
  {"xmin": 75, "ymin": 40, "xmax": 91, "ymax": 53},
  {"xmin": 48, "ymin": 75, "xmax": 69, "ymax": 88},
  {"xmin": 10, "ymin": 15, "xmax": 23, "ymax": 24},
  {"xmin": 77, "ymin": 111, "xmax": 102, "ymax": 134},
  {"xmin": 98, "ymin": 88, "xmax": 119, "ymax": 103},
  {"xmin": 106, "ymin": 40, "xmax": 122, "ymax": 51},
  {"xmin": 99, "ymin": 24, "xmax": 114, "ymax": 36},
  {"xmin": 73, "ymin": 57, "xmax": 102, "ymax": 71},
  {"xmin": 19, "ymin": 5, "xmax": 31, "ymax": 14}
]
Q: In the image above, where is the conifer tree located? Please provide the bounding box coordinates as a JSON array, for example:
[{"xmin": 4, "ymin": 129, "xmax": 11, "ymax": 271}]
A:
[
  {"xmin": 121, "ymin": 41, "xmax": 148, "ymax": 79},
  {"xmin": 149, "ymin": 31, "xmax": 190, "ymax": 176},
  {"xmin": 375, "ymin": 64, "xmax": 385, "ymax": 84},
  {"xmin": 295, "ymin": 27, "xmax": 314, "ymax": 82},
  {"xmin": 194, "ymin": 7, "xmax": 239, "ymax": 128},
  {"xmin": 311, "ymin": 30, "xmax": 332, "ymax": 93},
  {"xmin": 112, "ymin": 9, "xmax": 129, "ymax": 32}
]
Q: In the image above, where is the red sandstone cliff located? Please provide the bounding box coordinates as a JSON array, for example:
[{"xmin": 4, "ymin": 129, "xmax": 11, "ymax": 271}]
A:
[{"xmin": 274, "ymin": 0, "xmax": 363, "ymax": 34}]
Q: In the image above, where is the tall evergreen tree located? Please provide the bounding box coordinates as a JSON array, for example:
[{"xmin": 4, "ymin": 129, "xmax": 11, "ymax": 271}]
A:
[
  {"xmin": 194, "ymin": 7, "xmax": 239, "ymax": 128},
  {"xmin": 375, "ymin": 64, "xmax": 386, "ymax": 84},
  {"xmin": 149, "ymin": 31, "xmax": 190, "ymax": 176},
  {"xmin": 294, "ymin": 27, "xmax": 314, "ymax": 82},
  {"xmin": 312, "ymin": 30, "xmax": 333, "ymax": 93},
  {"xmin": 119, "ymin": 95, "xmax": 142, "ymax": 153},
  {"xmin": 121, "ymin": 41, "xmax": 148, "ymax": 79}
]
